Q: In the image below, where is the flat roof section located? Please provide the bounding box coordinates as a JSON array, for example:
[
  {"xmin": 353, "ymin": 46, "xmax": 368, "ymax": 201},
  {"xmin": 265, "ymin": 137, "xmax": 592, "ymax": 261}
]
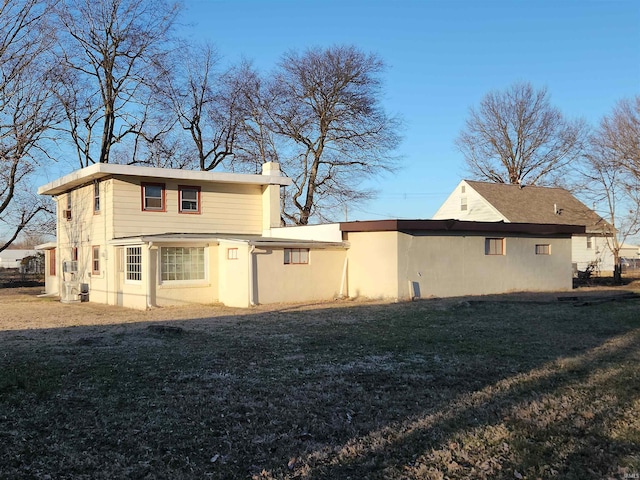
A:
[
  {"xmin": 340, "ymin": 219, "xmax": 585, "ymax": 236},
  {"xmin": 38, "ymin": 163, "xmax": 292, "ymax": 196}
]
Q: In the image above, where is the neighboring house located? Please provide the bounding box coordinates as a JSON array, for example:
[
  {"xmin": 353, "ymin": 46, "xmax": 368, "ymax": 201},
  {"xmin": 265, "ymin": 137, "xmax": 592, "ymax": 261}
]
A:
[
  {"xmin": 433, "ymin": 180, "xmax": 615, "ymax": 274},
  {"xmin": 38, "ymin": 164, "xmax": 583, "ymax": 309}
]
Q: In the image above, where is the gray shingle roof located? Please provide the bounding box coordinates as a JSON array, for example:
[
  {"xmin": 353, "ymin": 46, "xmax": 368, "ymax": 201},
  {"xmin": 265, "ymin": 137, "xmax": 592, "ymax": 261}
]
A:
[{"xmin": 466, "ymin": 181, "xmax": 612, "ymax": 233}]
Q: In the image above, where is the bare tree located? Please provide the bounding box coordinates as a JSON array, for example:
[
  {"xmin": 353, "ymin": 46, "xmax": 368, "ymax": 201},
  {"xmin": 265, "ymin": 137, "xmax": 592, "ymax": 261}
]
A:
[
  {"xmin": 456, "ymin": 82, "xmax": 587, "ymax": 185},
  {"xmin": 157, "ymin": 44, "xmax": 251, "ymax": 171},
  {"xmin": 53, "ymin": 0, "xmax": 181, "ymax": 167},
  {"xmin": 583, "ymin": 96, "xmax": 640, "ymax": 283},
  {"xmin": 0, "ymin": 0, "xmax": 59, "ymax": 253},
  {"xmin": 249, "ymin": 45, "xmax": 401, "ymax": 225}
]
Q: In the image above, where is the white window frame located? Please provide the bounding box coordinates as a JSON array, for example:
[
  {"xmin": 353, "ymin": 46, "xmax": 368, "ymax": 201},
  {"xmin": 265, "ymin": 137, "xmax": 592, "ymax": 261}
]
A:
[
  {"xmin": 485, "ymin": 238, "xmax": 505, "ymax": 256},
  {"xmin": 535, "ymin": 244, "xmax": 551, "ymax": 255},
  {"xmin": 125, "ymin": 246, "xmax": 142, "ymax": 283},
  {"xmin": 159, "ymin": 246, "xmax": 207, "ymax": 284},
  {"xmin": 178, "ymin": 185, "xmax": 201, "ymax": 214},
  {"xmin": 284, "ymin": 248, "xmax": 310, "ymax": 265}
]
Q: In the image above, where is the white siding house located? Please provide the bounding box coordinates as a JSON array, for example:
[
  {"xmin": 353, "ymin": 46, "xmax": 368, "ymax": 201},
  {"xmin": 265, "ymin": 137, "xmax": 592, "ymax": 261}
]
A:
[{"xmin": 433, "ymin": 180, "xmax": 615, "ymax": 274}]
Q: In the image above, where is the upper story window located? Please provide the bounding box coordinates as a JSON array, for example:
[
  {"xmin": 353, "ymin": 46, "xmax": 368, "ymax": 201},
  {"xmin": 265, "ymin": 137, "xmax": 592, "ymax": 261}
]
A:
[
  {"xmin": 460, "ymin": 197, "xmax": 468, "ymax": 211},
  {"xmin": 586, "ymin": 236, "xmax": 593, "ymax": 249},
  {"xmin": 93, "ymin": 181, "xmax": 100, "ymax": 213},
  {"xmin": 141, "ymin": 183, "xmax": 165, "ymax": 211},
  {"xmin": 485, "ymin": 238, "xmax": 505, "ymax": 256},
  {"xmin": 179, "ymin": 185, "xmax": 201, "ymax": 214},
  {"xmin": 63, "ymin": 193, "xmax": 72, "ymax": 220}
]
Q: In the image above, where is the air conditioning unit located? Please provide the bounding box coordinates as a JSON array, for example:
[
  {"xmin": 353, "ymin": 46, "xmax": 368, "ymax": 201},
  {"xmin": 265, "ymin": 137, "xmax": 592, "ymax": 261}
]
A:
[
  {"xmin": 61, "ymin": 281, "xmax": 81, "ymax": 303},
  {"xmin": 63, "ymin": 261, "xmax": 78, "ymax": 274},
  {"xmin": 63, "ymin": 209, "xmax": 72, "ymax": 220}
]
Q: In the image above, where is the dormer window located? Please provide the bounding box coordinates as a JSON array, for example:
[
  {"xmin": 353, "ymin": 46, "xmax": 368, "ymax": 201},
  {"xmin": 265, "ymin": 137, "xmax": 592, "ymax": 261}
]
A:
[{"xmin": 141, "ymin": 183, "xmax": 165, "ymax": 211}]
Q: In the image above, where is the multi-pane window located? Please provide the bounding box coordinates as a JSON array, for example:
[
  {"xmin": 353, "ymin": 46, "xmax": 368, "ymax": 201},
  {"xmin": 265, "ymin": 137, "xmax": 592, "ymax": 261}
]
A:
[
  {"xmin": 460, "ymin": 197, "xmax": 468, "ymax": 211},
  {"xmin": 126, "ymin": 246, "xmax": 142, "ymax": 282},
  {"xmin": 49, "ymin": 248, "xmax": 56, "ymax": 276},
  {"xmin": 179, "ymin": 186, "xmax": 201, "ymax": 213},
  {"xmin": 94, "ymin": 181, "xmax": 100, "ymax": 213},
  {"xmin": 161, "ymin": 247, "xmax": 205, "ymax": 281},
  {"xmin": 227, "ymin": 248, "xmax": 238, "ymax": 260},
  {"xmin": 284, "ymin": 248, "xmax": 309, "ymax": 265},
  {"xmin": 142, "ymin": 183, "xmax": 165, "ymax": 211},
  {"xmin": 535, "ymin": 244, "xmax": 551, "ymax": 255},
  {"xmin": 586, "ymin": 236, "xmax": 593, "ymax": 249},
  {"xmin": 485, "ymin": 238, "xmax": 505, "ymax": 255},
  {"xmin": 92, "ymin": 246, "xmax": 100, "ymax": 274}
]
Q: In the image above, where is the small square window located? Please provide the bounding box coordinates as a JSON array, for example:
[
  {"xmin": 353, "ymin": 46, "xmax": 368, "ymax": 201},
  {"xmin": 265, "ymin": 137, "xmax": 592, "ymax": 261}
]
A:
[
  {"xmin": 141, "ymin": 183, "xmax": 165, "ymax": 211},
  {"xmin": 485, "ymin": 238, "xmax": 504, "ymax": 255},
  {"xmin": 227, "ymin": 248, "xmax": 238, "ymax": 260},
  {"xmin": 179, "ymin": 186, "xmax": 201, "ymax": 213},
  {"xmin": 284, "ymin": 248, "xmax": 309, "ymax": 264},
  {"xmin": 535, "ymin": 244, "xmax": 551, "ymax": 255}
]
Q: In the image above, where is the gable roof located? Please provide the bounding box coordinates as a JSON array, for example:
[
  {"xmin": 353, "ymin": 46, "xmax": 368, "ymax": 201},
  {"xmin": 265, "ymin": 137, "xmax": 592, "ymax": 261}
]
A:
[{"xmin": 465, "ymin": 181, "xmax": 611, "ymax": 233}]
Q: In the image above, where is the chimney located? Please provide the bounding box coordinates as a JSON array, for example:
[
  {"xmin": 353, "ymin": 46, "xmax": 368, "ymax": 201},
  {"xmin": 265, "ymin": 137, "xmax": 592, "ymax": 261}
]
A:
[{"xmin": 262, "ymin": 162, "xmax": 281, "ymax": 177}]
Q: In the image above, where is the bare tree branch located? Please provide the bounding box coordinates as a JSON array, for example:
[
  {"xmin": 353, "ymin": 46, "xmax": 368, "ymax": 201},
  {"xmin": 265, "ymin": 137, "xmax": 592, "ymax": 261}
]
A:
[{"xmin": 456, "ymin": 82, "xmax": 587, "ymax": 185}]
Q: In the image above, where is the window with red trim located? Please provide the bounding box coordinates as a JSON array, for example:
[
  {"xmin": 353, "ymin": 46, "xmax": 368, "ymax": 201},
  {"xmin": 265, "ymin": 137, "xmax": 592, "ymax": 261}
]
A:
[{"xmin": 141, "ymin": 183, "xmax": 166, "ymax": 211}]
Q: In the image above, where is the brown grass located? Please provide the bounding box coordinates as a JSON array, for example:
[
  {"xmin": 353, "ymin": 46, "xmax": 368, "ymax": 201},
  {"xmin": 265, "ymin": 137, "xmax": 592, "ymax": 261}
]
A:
[{"xmin": 0, "ymin": 286, "xmax": 639, "ymax": 479}]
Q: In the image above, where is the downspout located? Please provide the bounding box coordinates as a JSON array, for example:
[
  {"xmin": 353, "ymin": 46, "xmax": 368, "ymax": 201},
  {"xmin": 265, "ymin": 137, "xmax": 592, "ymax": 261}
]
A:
[
  {"xmin": 339, "ymin": 257, "xmax": 348, "ymax": 298},
  {"xmin": 146, "ymin": 241, "xmax": 154, "ymax": 309},
  {"xmin": 249, "ymin": 245, "xmax": 256, "ymax": 306}
]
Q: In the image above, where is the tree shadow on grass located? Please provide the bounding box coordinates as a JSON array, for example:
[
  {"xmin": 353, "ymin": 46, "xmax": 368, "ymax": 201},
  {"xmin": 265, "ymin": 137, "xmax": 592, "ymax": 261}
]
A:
[{"xmin": 0, "ymin": 295, "xmax": 639, "ymax": 479}]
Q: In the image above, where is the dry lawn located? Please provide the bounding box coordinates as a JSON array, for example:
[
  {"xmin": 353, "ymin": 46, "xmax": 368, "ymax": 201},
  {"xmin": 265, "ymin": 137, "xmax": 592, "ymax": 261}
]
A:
[{"xmin": 1, "ymin": 286, "xmax": 639, "ymax": 479}]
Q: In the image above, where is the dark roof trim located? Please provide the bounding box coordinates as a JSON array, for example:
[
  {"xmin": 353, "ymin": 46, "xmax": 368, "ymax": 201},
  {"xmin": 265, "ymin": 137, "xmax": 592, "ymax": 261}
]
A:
[{"xmin": 340, "ymin": 219, "xmax": 585, "ymax": 235}]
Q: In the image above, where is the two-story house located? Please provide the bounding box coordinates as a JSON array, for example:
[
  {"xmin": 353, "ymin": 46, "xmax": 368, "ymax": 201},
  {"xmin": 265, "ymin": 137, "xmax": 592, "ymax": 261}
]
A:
[
  {"xmin": 37, "ymin": 162, "xmax": 346, "ymax": 309},
  {"xmin": 433, "ymin": 180, "xmax": 615, "ymax": 274},
  {"xmin": 38, "ymin": 165, "xmax": 584, "ymax": 308}
]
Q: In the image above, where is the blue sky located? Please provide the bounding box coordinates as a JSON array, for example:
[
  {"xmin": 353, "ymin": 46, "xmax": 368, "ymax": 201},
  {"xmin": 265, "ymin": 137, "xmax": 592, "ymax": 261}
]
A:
[{"xmin": 179, "ymin": 0, "xmax": 640, "ymax": 221}]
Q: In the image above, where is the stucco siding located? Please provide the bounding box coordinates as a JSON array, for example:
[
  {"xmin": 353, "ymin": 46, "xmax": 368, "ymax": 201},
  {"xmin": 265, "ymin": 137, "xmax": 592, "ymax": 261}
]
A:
[
  {"xmin": 218, "ymin": 242, "xmax": 251, "ymax": 308},
  {"xmin": 111, "ymin": 177, "xmax": 263, "ymax": 238},
  {"xmin": 254, "ymin": 248, "xmax": 346, "ymax": 304},
  {"xmin": 395, "ymin": 233, "xmax": 572, "ymax": 299},
  {"xmin": 345, "ymin": 231, "xmax": 400, "ymax": 299}
]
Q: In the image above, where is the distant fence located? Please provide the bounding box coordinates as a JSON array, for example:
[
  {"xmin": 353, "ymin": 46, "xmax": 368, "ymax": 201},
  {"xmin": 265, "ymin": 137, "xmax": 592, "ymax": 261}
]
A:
[{"xmin": 0, "ymin": 268, "xmax": 44, "ymax": 287}]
